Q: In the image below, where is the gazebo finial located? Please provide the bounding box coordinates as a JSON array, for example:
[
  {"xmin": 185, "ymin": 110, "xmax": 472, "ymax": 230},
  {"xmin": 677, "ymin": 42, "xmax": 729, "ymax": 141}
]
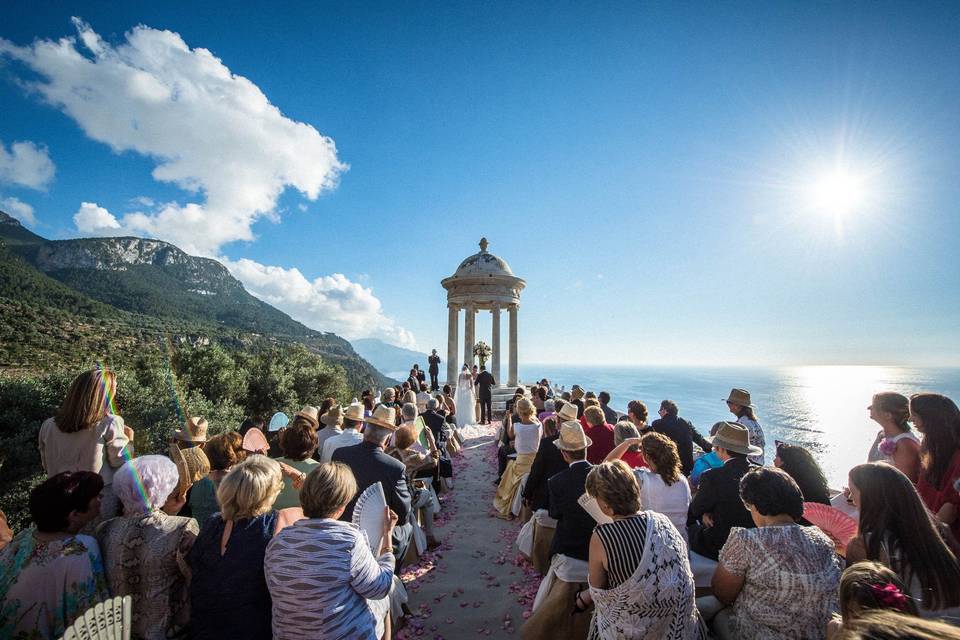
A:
[{"xmin": 479, "ymin": 237, "xmax": 489, "ymax": 253}]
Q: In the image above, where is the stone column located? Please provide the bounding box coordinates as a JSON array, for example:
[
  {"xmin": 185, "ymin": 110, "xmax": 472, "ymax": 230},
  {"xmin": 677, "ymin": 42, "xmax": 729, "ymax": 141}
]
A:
[
  {"xmin": 491, "ymin": 305, "xmax": 501, "ymax": 385},
  {"xmin": 463, "ymin": 305, "xmax": 476, "ymax": 369},
  {"xmin": 446, "ymin": 304, "xmax": 459, "ymax": 385},
  {"xmin": 508, "ymin": 303, "xmax": 519, "ymax": 386}
]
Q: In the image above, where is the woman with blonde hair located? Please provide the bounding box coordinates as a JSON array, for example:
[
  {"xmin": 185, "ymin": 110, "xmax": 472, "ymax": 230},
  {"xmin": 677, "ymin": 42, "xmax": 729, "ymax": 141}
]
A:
[
  {"xmin": 38, "ymin": 367, "xmax": 133, "ymax": 523},
  {"xmin": 494, "ymin": 398, "xmax": 541, "ymax": 518},
  {"xmin": 827, "ymin": 561, "xmax": 919, "ymax": 639}
]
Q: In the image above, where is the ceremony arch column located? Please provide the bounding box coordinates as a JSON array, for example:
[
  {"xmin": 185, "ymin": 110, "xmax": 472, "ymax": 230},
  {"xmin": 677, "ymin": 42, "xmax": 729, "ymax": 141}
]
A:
[
  {"xmin": 446, "ymin": 304, "xmax": 459, "ymax": 385},
  {"xmin": 491, "ymin": 305, "xmax": 501, "ymax": 383},
  {"xmin": 463, "ymin": 305, "xmax": 476, "ymax": 369},
  {"xmin": 508, "ymin": 303, "xmax": 519, "ymax": 386}
]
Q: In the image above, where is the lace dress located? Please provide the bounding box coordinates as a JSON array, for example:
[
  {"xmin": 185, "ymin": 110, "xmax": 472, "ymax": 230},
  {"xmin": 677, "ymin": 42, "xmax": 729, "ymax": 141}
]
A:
[{"xmin": 717, "ymin": 524, "xmax": 841, "ymax": 640}]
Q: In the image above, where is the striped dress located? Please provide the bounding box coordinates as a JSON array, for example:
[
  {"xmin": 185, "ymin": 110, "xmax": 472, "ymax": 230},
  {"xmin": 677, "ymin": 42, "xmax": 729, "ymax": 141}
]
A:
[
  {"xmin": 264, "ymin": 518, "xmax": 394, "ymax": 640},
  {"xmin": 594, "ymin": 514, "xmax": 649, "ymax": 587}
]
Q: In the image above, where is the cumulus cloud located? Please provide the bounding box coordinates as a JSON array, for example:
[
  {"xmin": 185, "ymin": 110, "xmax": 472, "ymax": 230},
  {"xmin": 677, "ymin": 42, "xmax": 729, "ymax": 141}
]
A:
[
  {"xmin": 1, "ymin": 196, "xmax": 37, "ymax": 225},
  {"xmin": 73, "ymin": 201, "xmax": 122, "ymax": 233},
  {"xmin": 0, "ymin": 140, "xmax": 56, "ymax": 190}
]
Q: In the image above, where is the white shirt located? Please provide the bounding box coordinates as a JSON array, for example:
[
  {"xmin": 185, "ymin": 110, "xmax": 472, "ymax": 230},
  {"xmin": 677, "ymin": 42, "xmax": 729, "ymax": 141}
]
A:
[
  {"xmin": 321, "ymin": 428, "xmax": 362, "ymax": 462},
  {"xmin": 514, "ymin": 421, "xmax": 542, "ymax": 455},
  {"xmin": 635, "ymin": 468, "xmax": 691, "ymax": 540}
]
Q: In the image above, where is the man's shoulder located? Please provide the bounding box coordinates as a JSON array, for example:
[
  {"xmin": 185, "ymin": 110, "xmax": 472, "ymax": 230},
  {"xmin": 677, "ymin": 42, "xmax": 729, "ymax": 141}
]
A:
[{"xmin": 331, "ymin": 442, "xmax": 364, "ymax": 461}]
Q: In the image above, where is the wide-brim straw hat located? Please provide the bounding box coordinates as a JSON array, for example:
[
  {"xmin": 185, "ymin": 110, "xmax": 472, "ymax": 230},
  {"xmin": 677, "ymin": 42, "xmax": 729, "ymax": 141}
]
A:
[
  {"xmin": 724, "ymin": 388, "xmax": 754, "ymax": 408},
  {"xmin": 320, "ymin": 405, "xmax": 345, "ymax": 427},
  {"xmin": 169, "ymin": 443, "xmax": 210, "ymax": 498},
  {"xmin": 570, "ymin": 385, "xmax": 586, "ymax": 401},
  {"xmin": 707, "ymin": 421, "xmax": 762, "ymax": 456},
  {"xmin": 294, "ymin": 406, "xmax": 320, "ymax": 427},
  {"xmin": 364, "ymin": 404, "xmax": 398, "ymax": 430},
  {"xmin": 173, "ymin": 416, "xmax": 208, "ymax": 443},
  {"xmin": 554, "ymin": 420, "xmax": 593, "ymax": 451},
  {"xmin": 343, "ymin": 403, "xmax": 364, "ymax": 422},
  {"xmin": 556, "ymin": 402, "xmax": 579, "ymax": 423}
]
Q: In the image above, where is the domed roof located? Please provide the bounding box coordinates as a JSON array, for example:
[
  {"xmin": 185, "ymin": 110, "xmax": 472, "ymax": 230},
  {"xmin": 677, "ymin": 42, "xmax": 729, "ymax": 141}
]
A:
[{"xmin": 452, "ymin": 238, "xmax": 514, "ymax": 277}]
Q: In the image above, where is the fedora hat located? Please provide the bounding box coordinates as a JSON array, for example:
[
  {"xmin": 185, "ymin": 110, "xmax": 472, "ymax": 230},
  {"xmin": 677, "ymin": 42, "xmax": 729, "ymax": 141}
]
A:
[
  {"xmin": 724, "ymin": 388, "xmax": 754, "ymax": 408},
  {"xmin": 570, "ymin": 385, "xmax": 585, "ymax": 400},
  {"xmin": 556, "ymin": 402, "xmax": 579, "ymax": 423},
  {"xmin": 294, "ymin": 406, "xmax": 320, "ymax": 427},
  {"xmin": 173, "ymin": 416, "xmax": 208, "ymax": 443},
  {"xmin": 343, "ymin": 403, "xmax": 365, "ymax": 422},
  {"xmin": 320, "ymin": 405, "xmax": 345, "ymax": 427},
  {"xmin": 364, "ymin": 404, "xmax": 398, "ymax": 430},
  {"xmin": 554, "ymin": 420, "xmax": 593, "ymax": 452},
  {"xmin": 707, "ymin": 421, "xmax": 762, "ymax": 456}
]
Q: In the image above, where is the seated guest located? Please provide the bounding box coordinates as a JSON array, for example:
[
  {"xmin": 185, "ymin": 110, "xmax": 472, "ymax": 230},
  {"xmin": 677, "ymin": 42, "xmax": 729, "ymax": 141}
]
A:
[
  {"xmin": 583, "ymin": 406, "xmax": 615, "ymax": 464},
  {"xmin": 265, "ymin": 463, "xmax": 398, "ymax": 640},
  {"xmin": 274, "ymin": 420, "xmax": 319, "ymax": 509},
  {"xmin": 538, "ymin": 399, "xmax": 557, "ymax": 424},
  {"xmin": 774, "ymin": 442, "xmax": 831, "ymax": 505},
  {"xmin": 188, "ymin": 455, "xmax": 295, "ymax": 640},
  {"xmin": 392, "ymin": 426, "xmax": 441, "ymax": 549},
  {"xmin": 845, "ymin": 462, "xmax": 960, "ymax": 621},
  {"xmin": 651, "ymin": 399, "xmax": 712, "ymax": 476},
  {"xmin": 626, "ymin": 399, "xmax": 651, "ymax": 434},
  {"xmin": 379, "ymin": 387, "xmax": 398, "ymax": 409},
  {"xmin": 205, "ymin": 432, "xmax": 247, "ymax": 489},
  {"xmin": 832, "ymin": 609, "xmax": 960, "ymax": 640},
  {"xmin": 420, "ymin": 398, "xmax": 449, "ymax": 445},
  {"xmin": 397, "ymin": 402, "xmax": 440, "ymax": 457},
  {"xmin": 597, "ymin": 391, "xmax": 618, "ymax": 426},
  {"xmin": 569, "ymin": 384, "xmax": 586, "ymax": 418},
  {"xmin": 724, "ymin": 388, "xmax": 765, "ymax": 465},
  {"xmin": 547, "ymin": 421, "xmax": 596, "ymax": 562},
  {"xmin": 315, "ymin": 405, "xmax": 345, "ymax": 457},
  {"xmin": 572, "ymin": 461, "xmax": 702, "ymax": 639},
  {"xmin": 496, "ymin": 391, "xmax": 525, "ymax": 484},
  {"xmin": 523, "ymin": 417, "xmax": 567, "ymax": 512},
  {"xmin": 96, "ymin": 456, "xmax": 199, "ymax": 640},
  {"xmin": 332, "ymin": 405, "xmax": 412, "ymax": 569},
  {"xmin": 610, "ymin": 421, "xmax": 646, "ymax": 468},
  {"xmin": 1, "ymin": 472, "xmax": 109, "ymax": 640},
  {"xmin": 910, "ymin": 393, "xmax": 960, "ymax": 540},
  {"xmin": 416, "ymin": 382, "xmax": 431, "ymax": 414},
  {"xmin": 712, "ymin": 467, "xmax": 841, "ymax": 640},
  {"xmin": 533, "ymin": 385, "xmax": 548, "ymax": 412},
  {"xmin": 321, "ymin": 403, "xmax": 365, "ymax": 462},
  {"xmin": 866, "ymin": 392, "xmax": 921, "ymax": 482},
  {"xmin": 687, "ymin": 422, "xmax": 759, "ymax": 560},
  {"xmin": 827, "ymin": 561, "xmax": 919, "ymax": 640},
  {"xmin": 494, "ymin": 398, "xmax": 541, "ymax": 517}
]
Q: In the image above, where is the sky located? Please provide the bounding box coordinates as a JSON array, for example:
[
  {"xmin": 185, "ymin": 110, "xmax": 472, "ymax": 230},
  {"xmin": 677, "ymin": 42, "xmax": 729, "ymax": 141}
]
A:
[{"xmin": 1, "ymin": 2, "xmax": 959, "ymax": 367}]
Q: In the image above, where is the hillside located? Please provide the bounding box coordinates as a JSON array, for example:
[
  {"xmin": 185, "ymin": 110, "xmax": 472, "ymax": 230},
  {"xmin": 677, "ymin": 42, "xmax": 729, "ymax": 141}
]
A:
[{"xmin": 352, "ymin": 337, "xmax": 430, "ymax": 378}]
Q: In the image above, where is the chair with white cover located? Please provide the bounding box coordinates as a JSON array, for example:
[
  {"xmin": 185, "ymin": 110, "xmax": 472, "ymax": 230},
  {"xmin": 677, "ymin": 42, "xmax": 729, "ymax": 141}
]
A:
[{"xmin": 60, "ymin": 595, "xmax": 132, "ymax": 640}]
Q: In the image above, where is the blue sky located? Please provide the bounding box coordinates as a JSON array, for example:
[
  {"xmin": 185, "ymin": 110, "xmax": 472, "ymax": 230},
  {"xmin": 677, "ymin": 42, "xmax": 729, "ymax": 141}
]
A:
[{"xmin": 2, "ymin": 2, "xmax": 959, "ymax": 366}]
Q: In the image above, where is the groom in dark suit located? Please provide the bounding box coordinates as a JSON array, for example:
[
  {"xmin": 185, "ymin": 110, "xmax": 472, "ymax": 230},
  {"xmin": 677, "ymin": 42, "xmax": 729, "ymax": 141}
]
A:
[{"xmin": 475, "ymin": 365, "xmax": 496, "ymax": 424}]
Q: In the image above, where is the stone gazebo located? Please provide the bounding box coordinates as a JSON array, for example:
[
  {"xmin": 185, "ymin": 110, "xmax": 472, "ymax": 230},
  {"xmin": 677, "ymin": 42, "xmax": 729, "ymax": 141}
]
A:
[{"xmin": 442, "ymin": 238, "xmax": 525, "ymax": 388}]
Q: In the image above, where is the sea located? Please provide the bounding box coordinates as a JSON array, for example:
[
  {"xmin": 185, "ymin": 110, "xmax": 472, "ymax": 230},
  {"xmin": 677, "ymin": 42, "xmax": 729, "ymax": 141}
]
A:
[{"xmin": 512, "ymin": 365, "xmax": 960, "ymax": 489}]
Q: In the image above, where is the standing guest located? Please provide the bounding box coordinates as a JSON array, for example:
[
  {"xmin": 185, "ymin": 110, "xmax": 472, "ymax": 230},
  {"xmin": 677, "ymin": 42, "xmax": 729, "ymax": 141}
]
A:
[
  {"xmin": 407, "ymin": 368, "xmax": 419, "ymax": 391},
  {"xmin": 597, "ymin": 391, "xmax": 618, "ymax": 426},
  {"xmin": 204, "ymin": 431, "xmax": 247, "ymax": 492},
  {"xmin": 774, "ymin": 442, "xmax": 831, "ymax": 505},
  {"xmin": 38, "ymin": 367, "xmax": 133, "ymax": 524},
  {"xmin": 711, "ymin": 467, "xmax": 841, "ymax": 640},
  {"xmin": 0, "ymin": 472, "xmax": 109, "ymax": 640},
  {"xmin": 651, "ymin": 400, "xmax": 712, "ymax": 476},
  {"xmin": 866, "ymin": 392, "xmax": 921, "ymax": 482},
  {"xmin": 168, "ymin": 444, "xmax": 211, "ymax": 519},
  {"xmin": 845, "ymin": 462, "xmax": 960, "ymax": 620},
  {"xmin": 315, "ymin": 405, "xmax": 344, "ymax": 458},
  {"xmin": 332, "ymin": 405, "xmax": 412, "ymax": 569},
  {"xmin": 523, "ymin": 417, "xmax": 567, "ymax": 512},
  {"xmin": 569, "ymin": 385, "xmax": 586, "ymax": 418},
  {"xmin": 827, "ymin": 561, "xmax": 919, "ymax": 640},
  {"xmin": 317, "ymin": 398, "xmax": 337, "ymax": 420},
  {"xmin": 415, "ymin": 364, "xmax": 426, "ymax": 386},
  {"xmin": 494, "ymin": 398, "xmax": 541, "ymax": 517},
  {"xmin": 475, "ymin": 365, "xmax": 497, "ymax": 425},
  {"xmin": 533, "ymin": 386, "xmax": 548, "ymax": 413},
  {"xmin": 172, "ymin": 415, "xmax": 209, "ymax": 450},
  {"xmin": 626, "ymin": 400, "xmax": 651, "ymax": 434},
  {"xmin": 687, "ymin": 422, "xmax": 760, "ymax": 560},
  {"xmin": 96, "ymin": 456, "xmax": 199, "ymax": 640},
  {"xmin": 362, "ymin": 395, "xmax": 375, "ymax": 416},
  {"xmin": 572, "ymin": 461, "xmax": 703, "ymax": 639},
  {"xmin": 266, "ymin": 412, "xmax": 289, "ymax": 458},
  {"xmin": 548, "ymin": 422, "xmax": 596, "ymax": 562},
  {"xmin": 188, "ymin": 456, "xmax": 294, "ymax": 640},
  {"xmin": 609, "ymin": 421, "xmax": 646, "ymax": 468},
  {"xmin": 428, "ymin": 349, "xmax": 441, "ymax": 391},
  {"xmin": 583, "ymin": 406, "xmax": 615, "ymax": 465},
  {"xmin": 724, "ymin": 389, "xmax": 765, "ymax": 465},
  {"xmin": 321, "ymin": 403, "xmax": 365, "ymax": 463},
  {"xmin": 416, "ymin": 383, "xmax": 432, "ymax": 414},
  {"xmin": 538, "ymin": 399, "xmax": 557, "ymax": 424},
  {"xmin": 274, "ymin": 421, "xmax": 319, "ymax": 509},
  {"xmin": 265, "ymin": 463, "xmax": 397, "ymax": 640},
  {"xmin": 910, "ymin": 393, "xmax": 960, "ymax": 540}
]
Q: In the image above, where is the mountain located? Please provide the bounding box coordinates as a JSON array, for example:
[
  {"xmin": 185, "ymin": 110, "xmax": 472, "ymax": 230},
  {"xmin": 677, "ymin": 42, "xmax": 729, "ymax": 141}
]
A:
[
  {"xmin": 0, "ymin": 210, "xmax": 393, "ymax": 389},
  {"xmin": 352, "ymin": 338, "xmax": 430, "ymax": 378}
]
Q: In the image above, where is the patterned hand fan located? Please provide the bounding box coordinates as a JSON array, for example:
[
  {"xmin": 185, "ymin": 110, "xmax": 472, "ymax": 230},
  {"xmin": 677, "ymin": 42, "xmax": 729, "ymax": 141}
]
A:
[
  {"xmin": 62, "ymin": 595, "xmax": 132, "ymax": 640},
  {"xmin": 242, "ymin": 427, "xmax": 269, "ymax": 453},
  {"xmin": 352, "ymin": 482, "xmax": 387, "ymax": 553},
  {"xmin": 803, "ymin": 502, "xmax": 858, "ymax": 554}
]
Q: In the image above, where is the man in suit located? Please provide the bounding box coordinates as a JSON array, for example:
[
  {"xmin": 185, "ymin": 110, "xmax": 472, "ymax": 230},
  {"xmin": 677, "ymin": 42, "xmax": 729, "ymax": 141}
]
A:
[
  {"xmin": 687, "ymin": 421, "xmax": 760, "ymax": 560},
  {"xmin": 547, "ymin": 421, "xmax": 596, "ymax": 562},
  {"xmin": 651, "ymin": 399, "xmax": 713, "ymax": 476},
  {"xmin": 475, "ymin": 365, "xmax": 496, "ymax": 425},
  {"xmin": 522, "ymin": 408, "xmax": 571, "ymax": 511},
  {"xmin": 414, "ymin": 364, "xmax": 426, "ymax": 386},
  {"xmin": 428, "ymin": 349, "xmax": 441, "ymax": 391},
  {"xmin": 420, "ymin": 398, "xmax": 448, "ymax": 445},
  {"xmin": 332, "ymin": 404, "xmax": 412, "ymax": 570}
]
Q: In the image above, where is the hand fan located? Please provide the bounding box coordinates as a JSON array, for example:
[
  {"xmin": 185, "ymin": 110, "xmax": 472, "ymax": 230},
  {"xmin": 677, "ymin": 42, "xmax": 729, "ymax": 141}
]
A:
[
  {"xmin": 352, "ymin": 482, "xmax": 387, "ymax": 553},
  {"xmin": 803, "ymin": 502, "xmax": 858, "ymax": 553},
  {"xmin": 577, "ymin": 492, "xmax": 613, "ymax": 525},
  {"xmin": 242, "ymin": 427, "xmax": 269, "ymax": 453}
]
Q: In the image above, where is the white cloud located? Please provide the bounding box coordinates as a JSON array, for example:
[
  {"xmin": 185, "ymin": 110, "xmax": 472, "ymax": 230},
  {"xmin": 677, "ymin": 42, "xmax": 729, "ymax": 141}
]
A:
[
  {"xmin": 1, "ymin": 196, "xmax": 37, "ymax": 225},
  {"xmin": 73, "ymin": 201, "xmax": 121, "ymax": 233},
  {"xmin": 223, "ymin": 257, "xmax": 418, "ymax": 349},
  {"xmin": 0, "ymin": 17, "xmax": 346, "ymax": 256},
  {"xmin": 0, "ymin": 140, "xmax": 55, "ymax": 190}
]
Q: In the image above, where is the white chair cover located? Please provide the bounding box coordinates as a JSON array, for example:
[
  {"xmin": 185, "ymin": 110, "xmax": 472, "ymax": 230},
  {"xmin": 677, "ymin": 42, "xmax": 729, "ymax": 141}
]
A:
[
  {"xmin": 517, "ymin": 514, "xmax": 535, "ymax": 557},
  {"xmin": 532, "ymin": 553, "xmax": 590, "ymax": 611},
  {"xmin": 510, "ymin": 473, "xmax": 529, "ymax": 516}
]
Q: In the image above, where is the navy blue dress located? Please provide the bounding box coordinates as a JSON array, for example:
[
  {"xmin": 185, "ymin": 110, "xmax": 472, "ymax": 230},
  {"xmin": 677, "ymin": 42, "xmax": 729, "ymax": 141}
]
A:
[{"xmin": 187, "ymin": 511, "xmax": 278, "ymax": 640}]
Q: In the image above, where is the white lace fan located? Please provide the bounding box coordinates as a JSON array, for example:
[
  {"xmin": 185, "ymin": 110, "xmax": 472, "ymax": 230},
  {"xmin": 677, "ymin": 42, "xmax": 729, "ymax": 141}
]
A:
[
  {"xmin": 352, "ymin": 482, "xmax": 387, "ymax": 553},
  {"xmin": 60, "ymin": 595, "xmax": 132, "ymax": 640}
]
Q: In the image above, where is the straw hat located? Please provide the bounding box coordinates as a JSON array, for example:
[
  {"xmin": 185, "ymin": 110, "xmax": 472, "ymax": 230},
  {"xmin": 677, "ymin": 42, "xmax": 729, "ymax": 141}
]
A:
[
  {"xmin": 267, "ymin": 412, "xmax": 289, "ymax": 432},
  {"xmin": 364, "ymin": 404, "xmax": 398, "ymax": 430},
  {"xmin": 169, "ymin": 443, "xmax": 211, "ymax": 498},
  {"xmin": 553, "ymin": 420, "xmax": 593, "ymax": 451},
  {"xmin": 343, "ymin": 403, "xmax": 364, "ymax": 422},
  {"xmin": 570, "ymin": 385, "xmax": 586, "ymax": 401},
  {"xmin": 556, "ymin": 402, "xmax": 579, "ymax": 423},
  {"xmin": 320, "ymin": 405, "xmax": 345, "ymax": 427},
  {"xmin": 173, "ymin": 416, "xmax": 208, "ymax": 443},
  {"xmin": 724, "ymin": 388, "xmax": 754, "ymax": 408},
  {"xmin": 707, "ymin": 421, "xmax": 762, "ymax": 456},
  {"xmin": 294, "ymin": 406, "xmax": 320, "ymax": 428}
]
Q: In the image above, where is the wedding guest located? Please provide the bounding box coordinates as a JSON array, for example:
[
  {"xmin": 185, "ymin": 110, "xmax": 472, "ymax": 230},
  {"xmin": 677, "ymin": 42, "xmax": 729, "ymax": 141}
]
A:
[
  {"xmin": 866, "ymin": 392, "xmax": 921, "ymax": 482},
  {"xmin": 265, "ymin": 463, "xmax": 397, "ymax": 640},
  {"xmin": 420, "ymin": 398, "xmax": 448, "ymax": 446},
  {"xmin": 274, "ymin": 420, "xmax": 319, "ymax": 509},
  {"xmin": 833, "ymin": 610, "xmax": 960, "ymax": 640},
  {"xmin": 494, "ymin": 398, "xmax": 541, "ymax": 517},
  {"xmin": 168, "ymin": 443, "xmax": 211, "ymax": 519},
  {"xmin": 428, "ymin": 349, "xmax": 441, "ymax": 391},
  {"xmin": 392, "ymin": 426, "xmax": 441, "ymax": 549},
  {"xmin": 827, "ymin": 561, "xmax": 919, "ymax": 640},
  {"xmin": 651, "ymin": 400, "xmax": 712, "ymax": 476},
  {"xmin": 548, "ymin": 421, "xmax": 596, "ymax": 562},
  {"xmin": 239, "ymin": 416, "xmax": 265, "ymax": 436},
  {"xmin": 379, "ymin": 387, "xmax": 398, "ymax": 409},
  {"xmin": 321, "ymin": 403, "xmax": 365, "ymax": 462},
  {"xmin": 316, "ymin": 405, "xmax": 344, "ymax": 455},
  {"xmin": 687, "ymin": 422, "xmax": 759, "ymax": 560},
  {"xmin": 523, "ymin": 416, "xmax": 566, "ymax": 512},
  {"xmin": 38, "ymin": 367, "xmax": 133, "ymax": 524},
  {"xmin": 845, "ymin": 462, "xmax": 960, "ymax": 620},
  {"xmin": 724, "ymin": 388, "xmax": 765, "ymax": 465},
  {"xmin": 416, "ymin": 382, "xmax": 431, "ymax": 414},
  {"xmin": 610, "ymin": 421, "xmax": 646, "ymax": 468},
  {"xmin": 441, "ymin": 384, "xmax": 457, "ymax": 419},
  {"xmin": 583, "ymin": 406, "xmax": 615, "ymax": 464},
  {"xmin": 204, "ymin": 431, "xmax": 247, "ymax": 490},
  {"xmin": 597, "ymin": 391, "xmax": 618, "ymax": 426},
  {"xmin": 569, "ymin": 385, "xmax": 586, "ymax": 418},
  {"xmin": 910, "ymin": 393, "xmax": 960, "ymax": 539},
  {"xmin": 711, "ymin": 467, "xmax": 841, "ymax": 640},
  {"xmin": 0, "ymin": 472, "xmax": 109, "ymax": 640},
  {"xmin": 172, "ymin": 415, "xmax": 209, "ymax": 450},
  {"xmin": 96, "ymin": 456, "xmax": 199, "ymax": 640},
  {"xmin": 533, "ymin": 385, "xmax": 548, "ymax": 413},
  {"xmin": 774, "ymin": 442, "xmax": 831, "ymax": 505},
  {"xmin": 626, "ymin": 399, "xmax": 651, "ymax": 434},
  {"xmin": 571, "ymin": 461, "xmax": 702, "ymax": 639},
  {"xmin": 538, "ymin": 399, "xmax": 557, "ymax": 424}
]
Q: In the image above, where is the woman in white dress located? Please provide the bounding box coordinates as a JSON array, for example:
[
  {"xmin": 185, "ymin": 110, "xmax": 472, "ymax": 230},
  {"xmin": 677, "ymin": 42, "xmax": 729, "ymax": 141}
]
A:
[{"xmin": 454, "ymin": 365, "xmax": 477, "ymax": 429}]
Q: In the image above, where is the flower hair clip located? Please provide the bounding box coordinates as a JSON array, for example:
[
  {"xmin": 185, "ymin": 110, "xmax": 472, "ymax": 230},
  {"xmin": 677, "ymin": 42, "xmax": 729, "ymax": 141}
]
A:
[{"xmin": 869, "ymin": 582, "xmax": 909, "ymax": 611}]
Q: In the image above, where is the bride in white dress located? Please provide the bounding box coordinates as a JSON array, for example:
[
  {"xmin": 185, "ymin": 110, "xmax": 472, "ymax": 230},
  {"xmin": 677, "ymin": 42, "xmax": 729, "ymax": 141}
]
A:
[{"xmin": 454, "ymin": 365, "xmax": 477, "ymax": 428}]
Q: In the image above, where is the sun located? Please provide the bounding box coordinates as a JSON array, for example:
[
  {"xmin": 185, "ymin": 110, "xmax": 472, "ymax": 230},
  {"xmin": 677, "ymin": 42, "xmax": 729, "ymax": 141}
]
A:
[{"xmin": 810, "ymin": 168, "xmax": 865, "ymax": 217}]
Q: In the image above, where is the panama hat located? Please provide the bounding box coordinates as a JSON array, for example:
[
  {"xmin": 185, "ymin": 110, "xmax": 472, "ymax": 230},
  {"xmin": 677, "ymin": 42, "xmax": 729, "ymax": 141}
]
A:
[
  {"xmin": 294, "ymin": 406, "xmax": 320, "ymax": 428},
  {"xmin": 364, "ymin": 404, "xmax": 398, "ymax": 430},
  {"xmin": 706, "ymin": 421, "xmax": 762, "ymax": 456},
  {"xmin": 173, "ymin": 416, "xmax": 208, "ymax": 443},
  {"xmin": 320, "ymin": 405, "xmax": 345, "ymax": 427},
  {"xmin": 343, "ymin": 403, "xmax": 365, "ymax": 422},
  {"xmin": 556, "ymin": 402, "xmax": 579, "ymax": 423},
  {"xmin": 169, "ymin": 443, "xmax": 211, "ymax": 499},
  {"xmin": 554, "ymin": 420, "xmax": 593, "ymax": 452},
  {"xmin": 724, "ymin": 388, "xmax": 754, "ymax": 408},
  {"xmin": 570, "ymin": 385, "xmax": 586, "ymax": 400}
]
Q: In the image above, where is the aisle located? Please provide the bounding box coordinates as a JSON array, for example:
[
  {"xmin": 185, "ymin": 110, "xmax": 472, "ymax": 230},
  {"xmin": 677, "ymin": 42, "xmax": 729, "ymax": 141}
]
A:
[{"xmin": 395, "ymin": 423, "xmax": 542, "ymax": 638}]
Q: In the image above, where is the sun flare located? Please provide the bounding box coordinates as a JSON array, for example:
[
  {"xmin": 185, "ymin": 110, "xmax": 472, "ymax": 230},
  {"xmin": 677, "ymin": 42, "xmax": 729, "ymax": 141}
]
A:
[{"xmin": 810, "ymin": 168, "xmax": 865, "ymax": 217}]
